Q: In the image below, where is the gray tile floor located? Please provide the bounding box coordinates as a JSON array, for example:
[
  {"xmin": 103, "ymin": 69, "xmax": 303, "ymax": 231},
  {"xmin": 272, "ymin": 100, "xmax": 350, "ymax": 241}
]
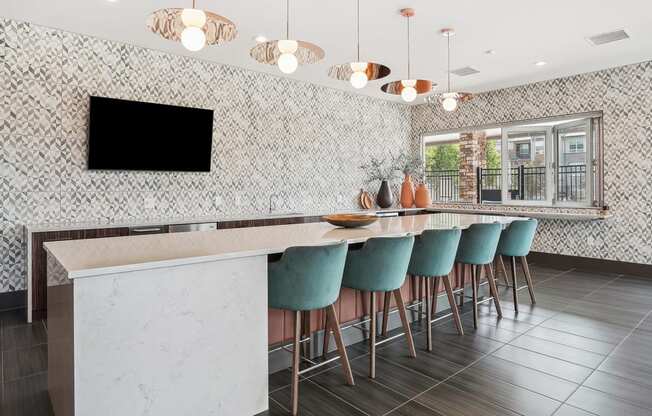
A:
[{"xmin": 3, "ymin": 264, "xmax": 652, "ymax": 416}]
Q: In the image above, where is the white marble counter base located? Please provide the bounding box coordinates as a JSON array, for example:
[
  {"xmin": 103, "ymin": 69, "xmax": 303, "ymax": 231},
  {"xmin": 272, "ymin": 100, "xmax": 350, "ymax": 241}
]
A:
[{"xmin": 48, "ymin": 255, "xmax": 269, "ymax": 416}]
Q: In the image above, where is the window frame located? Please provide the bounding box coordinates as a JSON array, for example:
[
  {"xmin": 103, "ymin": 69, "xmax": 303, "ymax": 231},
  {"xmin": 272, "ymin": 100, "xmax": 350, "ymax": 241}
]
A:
[{"xmin": 420, "ymin": 111, "xmax": 604, "ymax": 208}]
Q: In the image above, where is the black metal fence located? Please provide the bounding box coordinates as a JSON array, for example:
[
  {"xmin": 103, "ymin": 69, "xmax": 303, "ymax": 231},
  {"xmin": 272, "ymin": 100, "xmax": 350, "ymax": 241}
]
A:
[
  {"xmin": 557, "ymin": 165, "xmax": 587, "ymax": 202},
  {"xmin": 478, "ymin": 165, "xmax": 587, "ymax": 202},
  {"xmin": 426, "ymin": 166, "xmax": 587, "ymax": 203},
  {"xmin": 425, "ymin": 169, "xmax": 459, "ymax": 201}
]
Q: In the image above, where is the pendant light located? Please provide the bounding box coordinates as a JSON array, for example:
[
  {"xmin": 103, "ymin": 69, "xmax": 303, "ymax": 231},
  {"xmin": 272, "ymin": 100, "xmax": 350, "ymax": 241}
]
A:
[
  {"xmin": 146, "ymin": 0, "xmax": 237, "ymax": 52},
  {"xmin": 327, "ymin": 0, "xmax": 390, "ymax": 89},
  {"xmin": 250, "ymin": 0, "xmax": 324, "ymax": 74},
  {"xmin": 381, "ymin": 9, "xmax": 434, "ymax": 103},
  {"xmin": 426, "ymin": 29, "xmax": 473, "ymax": 111}
]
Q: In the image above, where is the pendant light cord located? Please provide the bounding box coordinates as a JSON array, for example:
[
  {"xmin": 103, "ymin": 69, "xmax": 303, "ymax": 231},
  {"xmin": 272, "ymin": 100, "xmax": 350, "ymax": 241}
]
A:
[
  {"xmin": 406, "ymin": 15, "xmax": 411, "ymax": 79},
  {"xmin": 447, "ymin": 34, "xmax": 451, "ymax": 92},
  {"xmin": 285, "ymin": 0, "xmax": 290, "ymax": 39},
  {"xmin": 356, "ymin": 0, "xmax": 360, "ymax": 62}
]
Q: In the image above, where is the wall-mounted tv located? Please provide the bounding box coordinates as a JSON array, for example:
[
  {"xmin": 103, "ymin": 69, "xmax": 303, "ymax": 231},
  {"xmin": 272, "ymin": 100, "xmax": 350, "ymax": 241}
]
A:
[{"xmin": 88, "ymin": 96, "xmax": 214, "ymax": 172}]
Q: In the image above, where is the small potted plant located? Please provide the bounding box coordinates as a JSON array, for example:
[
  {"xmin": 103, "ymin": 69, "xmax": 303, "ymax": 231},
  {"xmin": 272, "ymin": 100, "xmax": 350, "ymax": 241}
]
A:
[
  {"xmin": 394, "ymin": 153, "xmax": 423, "ymax": 208},
  {"xmin": 360, "ymin": 157, "xmax": 399, "ymax": 208}
]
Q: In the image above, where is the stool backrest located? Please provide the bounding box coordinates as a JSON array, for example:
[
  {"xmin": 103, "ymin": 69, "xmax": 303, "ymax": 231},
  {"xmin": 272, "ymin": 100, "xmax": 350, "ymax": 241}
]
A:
[
  {"xmin": 342, "ymin": 235, "xmax": 415, "ymax": 292},
  {"xmin": 497, "ymin": 218, "xmax": 538, "ymax": 257},
  {"xmin": 455, "ymin": 222, "xmax": 503, "ymax": 265},
  {"xmin": 408, "ymin": 228, "xmax": 462, "ymax": 278},
  {"xmin": 268, "ymin": 241, "xmax": 348, "ymax": 311}
]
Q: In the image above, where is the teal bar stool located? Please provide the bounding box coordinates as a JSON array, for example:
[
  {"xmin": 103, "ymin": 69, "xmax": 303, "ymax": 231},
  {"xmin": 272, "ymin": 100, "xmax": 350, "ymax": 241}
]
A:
[
  {"xmin": 324, "ymin": 235, "xmax": 416, "ymax": 379},
  {"xmin": 455, "ymin": 223, "xmax": 504, "ymax": 329},
  {"xmin": 496, "ymin": 219, "xmax": 538, "ymax": 312},
  {"xmin": 407, "ymin": 228, "xmax": 464, "ymax": 351},
  {"xmin": 268, "ymin": 241, "xmax": 354, "ymax": 416}
]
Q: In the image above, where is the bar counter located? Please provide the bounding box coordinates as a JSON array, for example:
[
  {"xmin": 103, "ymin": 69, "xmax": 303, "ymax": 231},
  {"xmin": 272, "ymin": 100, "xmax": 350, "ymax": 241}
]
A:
[{"xmin": 44, "ymin": 213, "xmax": 524, "ymax": 416}]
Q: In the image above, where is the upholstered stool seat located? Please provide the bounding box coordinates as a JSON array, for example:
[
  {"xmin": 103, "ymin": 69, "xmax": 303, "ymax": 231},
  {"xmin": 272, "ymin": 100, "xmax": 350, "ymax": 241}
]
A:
[
  {"xmin": 407, "ymin": 228, "xmax": 463, "ymax": 351},
  {"xmin": 324, "ymin": 235, "xmax": 415, "ymax": 379},
  {"xmin": 496, "ymin": 219, "xmax": 538, "ymax": 312},
  {"xmin": 268, "ymin": 241, "xmax": 354, "ymax": 415},
  {"xmin": 455, "ymin": 223, "xmax": 504, "ymax": 329}
]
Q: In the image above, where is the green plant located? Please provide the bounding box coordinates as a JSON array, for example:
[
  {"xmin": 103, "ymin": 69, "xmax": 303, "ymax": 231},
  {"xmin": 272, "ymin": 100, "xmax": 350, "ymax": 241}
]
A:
[
  {"xmin": 394, "ymin": 153, "xmax": 424, "ymax": 178},
  {"xmin": 360, "ymin": 156, "xmax": 399, "ymax": 184},
  {"xmin": 425, "ymin": 143, "xmax": 460, "ymax": 171}
]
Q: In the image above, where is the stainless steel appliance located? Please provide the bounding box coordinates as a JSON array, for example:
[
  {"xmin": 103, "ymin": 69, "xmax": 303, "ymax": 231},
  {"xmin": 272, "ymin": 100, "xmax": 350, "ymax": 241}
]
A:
[{"xmin": 168, "ymin": 222, "xmax": 217, "ymax": 233}]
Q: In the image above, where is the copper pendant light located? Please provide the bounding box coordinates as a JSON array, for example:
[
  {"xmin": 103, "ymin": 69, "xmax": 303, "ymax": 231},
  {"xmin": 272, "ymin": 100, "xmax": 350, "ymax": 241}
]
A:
[
  {"xmin": 381, "ymin": 8, "xmax": 434, "ymax": 102},
  {"xmin": 327, "ymin": 0, "xmax": 391, "ymax": 89},
  {"xmin": 146, "ymin": 0, "xmax": 237, "ymax": 52},
  {"xmin": 426, "ymin": 28, "xmax": 473, "ymax": 111},
  {"xmin": 250, "ymin": 0, "xmax": 325, "ymax": 74}
]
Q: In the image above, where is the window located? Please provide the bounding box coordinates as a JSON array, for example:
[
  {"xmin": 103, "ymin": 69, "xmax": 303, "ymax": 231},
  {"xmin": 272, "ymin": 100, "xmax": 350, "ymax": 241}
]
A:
[
  {"xmin": 565, "ymin": 136, "xmax": 585, "ymax": 153},
  {"xmin": 421, "ymin": 112, "xmax": 604, "ymax": 208},
  {"xmin": 515, "ymin": 142, "xmax": 531, "ymax": 159}
]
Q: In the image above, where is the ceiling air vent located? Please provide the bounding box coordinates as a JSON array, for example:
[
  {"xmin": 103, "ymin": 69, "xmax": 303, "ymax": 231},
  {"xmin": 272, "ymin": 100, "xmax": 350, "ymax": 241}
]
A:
[
  {"xmin": 451, "ymin": 66, "xmax": 480, "ymax": 77},
  {"xmin": 587, "ymin": 30, "xmax": 629, "ymax": 46}
]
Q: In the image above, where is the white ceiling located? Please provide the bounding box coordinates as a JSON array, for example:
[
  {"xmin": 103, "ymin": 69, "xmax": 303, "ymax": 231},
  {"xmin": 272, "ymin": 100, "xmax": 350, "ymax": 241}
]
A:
[{"xmin": 2, "ymin": 0, "xmax": 652, "ymax": 104}]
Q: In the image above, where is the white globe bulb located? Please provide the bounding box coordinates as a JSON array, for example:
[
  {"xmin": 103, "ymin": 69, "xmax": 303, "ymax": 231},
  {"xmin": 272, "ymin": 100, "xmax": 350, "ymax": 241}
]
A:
[
  {"xmin": 350, "ymin": 71, "xmax": 368, "ymax": 89},
  {"xmin": 401, "ymin": 86, "xmax": 417, "ymax": 102},
  {"xmin": 350, "ymin": 61, "xmax": 368, "ymax": 72},
  {"xmin": 401, "ymin": 79, "xmax": 417, "ymax": 88},
  {"xmin": 181, "ymin": 26, "xmax": 206, "ymax": 51},
  {"xmin": 442, "ymin": 96, "xmax": 458, "ymax": 111},
  {"xmin": 181, "ymin": 8, "xmax": 206, "ymax": 28},
  {"xmin": 277, "ymin": 39, "xmax": 298, "ymax": 54},
  {"xmin": 277, "ymin": 52, "xmax": 298, "ymax": 74}
]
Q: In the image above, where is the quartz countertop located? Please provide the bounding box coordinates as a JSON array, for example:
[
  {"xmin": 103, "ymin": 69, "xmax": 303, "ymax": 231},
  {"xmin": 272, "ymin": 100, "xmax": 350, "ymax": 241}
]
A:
[
  {"xmin": 44, "ymin": 213, "xmax": 524, "ymax": 279},
  {"xmin": 25, "ymin": 207, "xmax": 425, "ymax": 233}
]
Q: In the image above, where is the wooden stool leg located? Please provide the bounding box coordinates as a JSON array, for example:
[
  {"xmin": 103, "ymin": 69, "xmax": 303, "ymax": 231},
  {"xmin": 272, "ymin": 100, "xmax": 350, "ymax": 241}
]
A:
[
  {"xmin": 326, "ymin": 304, "xmax": 354, "ymax": 386},
  {"xmin": 381, "ymin": 291, "xmax": 391, "ymax": 337},
  {"xmin": 498, "ymin": 255, "xmax": 510, "ymax": 287},
  {"xmin": 291, "ymin": 311, "xmax": 301, "ymax": 416},
  {"xmin": 425, "ymin": 277, "xmax": 433, "ymax": 352},
  {"xmin": 369, "ymin": 291, "xmax": 376, "ymax": 379},
  {"xmin": 521, "ymin": 256, "xmax": 537, "ymax": 304},
  {"xmin": 485, "ymin": 263, "xmax": 503, "ymax": 318},
  {"xmin": 442, "ymin": 275, "xmax": 464, "ymax": 335},
  {"xmin": 459, "ymin": 265, "xmax": 467, "ymax": 308},
  {"xmin": 322, "ymin": 310, "xmax": 330, "ymax": 358},
  {"xmin": 417, "ymin": 277, "xmax": 424, "ymax": 324},
  {"xmin": 393, "ymin": 289, "xmax": 417, "ymax": 358},
  {"xmin": 471, "ymin": 265, "xmax": 479, "ymax": 329},
  {"xmin": 301, "ymin": 311, "xmax": 310, "ymax": 358},
  {"xmin": 510, "ymin": 256, "xmax": 519, "ymax": 313},
  {"xmin": 431, "ymin": 277, "xmax": 441, "ymax": 316}
]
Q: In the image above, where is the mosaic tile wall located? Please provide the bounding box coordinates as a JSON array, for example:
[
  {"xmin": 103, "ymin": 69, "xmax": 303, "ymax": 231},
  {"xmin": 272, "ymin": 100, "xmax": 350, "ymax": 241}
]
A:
[
  {"xmin": 412, "ymin": 60, "xmax": 652, "ymax": 265},
  {"xmin": 0, "ymin": 18, "xmax": 412, "ymax": 293}
]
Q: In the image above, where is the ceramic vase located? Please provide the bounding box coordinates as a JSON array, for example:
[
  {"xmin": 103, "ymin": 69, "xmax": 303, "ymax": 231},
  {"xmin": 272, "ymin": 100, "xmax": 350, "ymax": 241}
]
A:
[
  {"xmin": 400, "ymin": 174, "xmax": 415, "ymax": 208},
  {"xmin": 376, "ymin": 180, "xmax": 394, "ymax": 208},
  {"xmin": 414, "ymin": 183, "xmax": 432, "ymax": 208}
]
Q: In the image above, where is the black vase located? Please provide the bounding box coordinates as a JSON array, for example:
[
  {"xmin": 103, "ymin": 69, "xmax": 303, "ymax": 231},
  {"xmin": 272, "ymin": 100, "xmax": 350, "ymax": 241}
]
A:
[{"xmin": 376, "ymin": 180, "xmax": 393, "ymax": 208}]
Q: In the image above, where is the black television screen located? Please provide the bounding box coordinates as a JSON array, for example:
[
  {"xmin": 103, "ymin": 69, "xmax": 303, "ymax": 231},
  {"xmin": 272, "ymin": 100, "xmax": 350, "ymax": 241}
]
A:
[{"xmin": 88, "ymin": 96, "xmax": 214, "ymax": 172}]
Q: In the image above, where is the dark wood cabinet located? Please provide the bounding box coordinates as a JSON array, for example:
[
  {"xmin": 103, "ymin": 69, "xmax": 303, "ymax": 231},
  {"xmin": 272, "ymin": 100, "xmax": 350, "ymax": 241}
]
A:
[
  {"xmin": 217, "ymin": 215, "xmax": 322, "ymax": 230},
  {"xmin": 31, "ymin": 227, "xmax": 129, "ymax": 319}
]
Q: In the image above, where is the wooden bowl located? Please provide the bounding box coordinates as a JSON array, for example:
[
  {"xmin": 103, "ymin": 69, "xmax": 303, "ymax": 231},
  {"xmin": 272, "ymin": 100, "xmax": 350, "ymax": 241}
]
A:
[{"xmin": 322, "ymin": 214, "xmax": 378, "ymax": 228}]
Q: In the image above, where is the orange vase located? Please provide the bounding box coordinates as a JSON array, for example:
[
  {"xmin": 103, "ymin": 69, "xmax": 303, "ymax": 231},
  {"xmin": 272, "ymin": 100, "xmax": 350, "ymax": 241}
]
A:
[
  {"xmin": 414, "ymin": 183, "xmax": 432, "ymax": 208},
  {"xmin": 400, "ymin": 174, "xmax": 415, "ymax": 208}
]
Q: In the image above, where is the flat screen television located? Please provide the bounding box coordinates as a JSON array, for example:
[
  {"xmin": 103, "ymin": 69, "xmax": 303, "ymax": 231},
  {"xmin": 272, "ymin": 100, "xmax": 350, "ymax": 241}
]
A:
[{"xmin": 88, "ymin": 96, "xmax": 214, "ymax": 172}]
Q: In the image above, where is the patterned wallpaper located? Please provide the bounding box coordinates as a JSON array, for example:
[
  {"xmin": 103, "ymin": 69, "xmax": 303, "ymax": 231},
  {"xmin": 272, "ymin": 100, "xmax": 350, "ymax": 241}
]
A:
[
  {"xmin": 1, "ymin": 16, "xmax": 650, "ymax": 294},
  {"xmin": 0, "ymin": 18, "xmax": 412, "ymax": 293},
  {"xmin": 412, "ymin": 60, "xmax": 652, "ymax": 265}
]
